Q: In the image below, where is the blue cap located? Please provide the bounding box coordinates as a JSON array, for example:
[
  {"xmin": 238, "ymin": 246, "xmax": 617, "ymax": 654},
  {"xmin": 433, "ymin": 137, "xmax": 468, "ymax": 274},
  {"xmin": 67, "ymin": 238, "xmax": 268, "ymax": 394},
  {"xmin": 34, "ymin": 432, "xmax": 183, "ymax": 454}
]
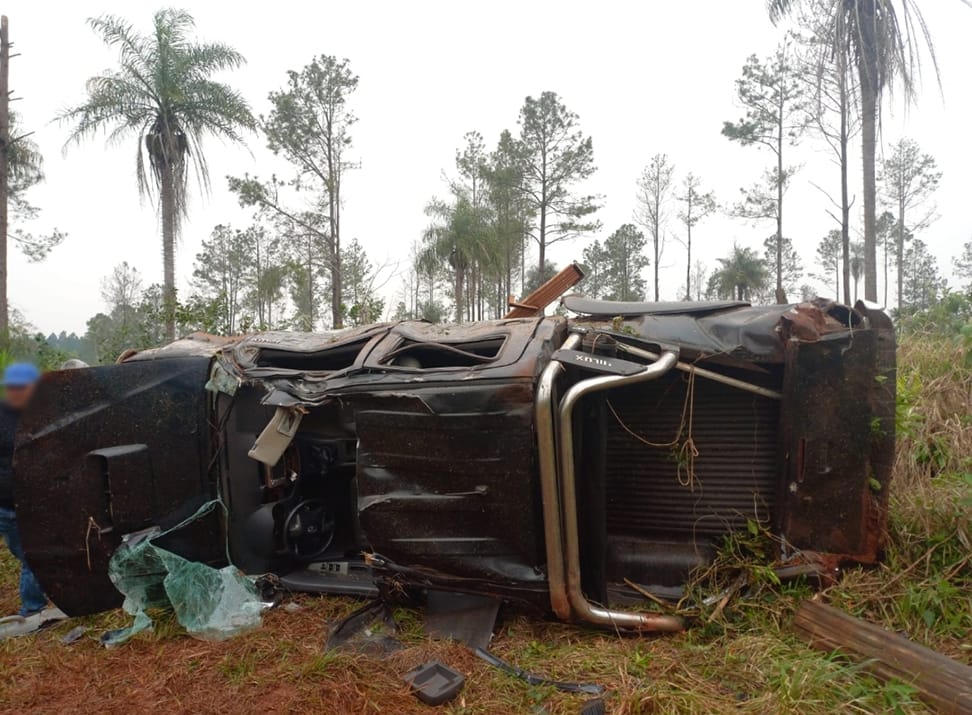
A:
[{"xmin": 2, "ymin": 363, "xmax": 41, "ymax": 387}]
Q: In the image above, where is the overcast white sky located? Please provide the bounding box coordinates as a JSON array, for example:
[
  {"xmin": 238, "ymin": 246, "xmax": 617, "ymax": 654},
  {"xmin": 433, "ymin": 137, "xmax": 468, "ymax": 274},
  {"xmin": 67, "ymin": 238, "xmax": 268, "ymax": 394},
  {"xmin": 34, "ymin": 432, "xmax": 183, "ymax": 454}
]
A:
[{"xmin": 5, "ymin": 0, "xmax": 972, "ymax": 335}]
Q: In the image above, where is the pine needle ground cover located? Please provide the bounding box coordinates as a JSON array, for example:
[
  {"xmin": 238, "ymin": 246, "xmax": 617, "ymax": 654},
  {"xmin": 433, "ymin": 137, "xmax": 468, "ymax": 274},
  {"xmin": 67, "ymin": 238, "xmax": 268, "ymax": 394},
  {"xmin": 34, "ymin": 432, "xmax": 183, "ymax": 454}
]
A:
[{"xmin": 0, "ymin": 337, "xmax": 967, "ymax": 715}]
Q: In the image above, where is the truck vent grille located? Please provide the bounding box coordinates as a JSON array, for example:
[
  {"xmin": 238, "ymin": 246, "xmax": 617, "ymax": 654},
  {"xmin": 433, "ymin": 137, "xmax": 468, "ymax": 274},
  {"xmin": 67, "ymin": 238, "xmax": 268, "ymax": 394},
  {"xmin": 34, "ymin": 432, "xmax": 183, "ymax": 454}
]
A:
[{"xmin": 604, "ymin": 372, "xmax": 780, "ymax": 541}]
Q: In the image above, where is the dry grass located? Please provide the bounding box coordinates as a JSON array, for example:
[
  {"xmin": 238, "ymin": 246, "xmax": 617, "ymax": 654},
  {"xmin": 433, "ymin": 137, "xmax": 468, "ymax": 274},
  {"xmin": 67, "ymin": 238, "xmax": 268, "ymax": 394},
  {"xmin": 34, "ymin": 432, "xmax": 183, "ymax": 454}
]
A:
[{"xmin": 0, "ymin": 336, "xmax": 967, "ymax": 714}]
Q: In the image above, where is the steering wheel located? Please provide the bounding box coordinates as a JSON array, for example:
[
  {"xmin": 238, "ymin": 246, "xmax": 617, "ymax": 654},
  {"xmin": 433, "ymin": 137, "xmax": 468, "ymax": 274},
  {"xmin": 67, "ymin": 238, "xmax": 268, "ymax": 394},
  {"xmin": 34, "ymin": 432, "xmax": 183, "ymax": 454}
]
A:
[{"xmin": 283, "ymin": 499, "xmax": 335, "ymax": 560}]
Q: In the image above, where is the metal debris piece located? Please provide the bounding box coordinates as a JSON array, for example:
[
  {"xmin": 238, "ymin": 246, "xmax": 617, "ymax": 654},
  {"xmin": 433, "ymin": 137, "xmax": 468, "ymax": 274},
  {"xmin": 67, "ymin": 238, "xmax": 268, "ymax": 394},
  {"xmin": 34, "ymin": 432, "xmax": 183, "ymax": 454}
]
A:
[
  {"xmin": 580, "ymin": 698, "xmax": 607, "ymax": 715},
  {"xmin": 325, "ymin": 599, "xmax": 402, "ymax": 656},
  {"xmin": 473, "ymin": 647, "xmax": 604, "ymax": 696},
  {"xmin": 424, "ymin": 591, "xmax": 499, "ymax": 650}
]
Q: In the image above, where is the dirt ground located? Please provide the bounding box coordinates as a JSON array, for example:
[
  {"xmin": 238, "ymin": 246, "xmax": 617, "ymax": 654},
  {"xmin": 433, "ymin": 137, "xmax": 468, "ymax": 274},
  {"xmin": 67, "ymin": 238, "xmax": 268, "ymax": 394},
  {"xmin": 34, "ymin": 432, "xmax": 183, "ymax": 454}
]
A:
[{"xmin": 0, "ymin": 548, "xmax": 948, "ymax": 715}]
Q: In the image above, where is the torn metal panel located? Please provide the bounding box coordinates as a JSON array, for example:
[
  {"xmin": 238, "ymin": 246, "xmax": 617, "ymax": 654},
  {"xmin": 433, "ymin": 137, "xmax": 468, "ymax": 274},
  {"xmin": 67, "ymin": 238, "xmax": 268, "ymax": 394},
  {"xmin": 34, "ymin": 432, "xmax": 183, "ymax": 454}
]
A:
[
  {"xmin": 122, "ymin": 332, "xmax": 238, "ymax": 361},
  {"xmin": 569, "ymin": 297, "xmax": 863, "ymax": 363},
  {"xmin": 238, "ymin": 317, "xmax": 566, "ymax": 407}
]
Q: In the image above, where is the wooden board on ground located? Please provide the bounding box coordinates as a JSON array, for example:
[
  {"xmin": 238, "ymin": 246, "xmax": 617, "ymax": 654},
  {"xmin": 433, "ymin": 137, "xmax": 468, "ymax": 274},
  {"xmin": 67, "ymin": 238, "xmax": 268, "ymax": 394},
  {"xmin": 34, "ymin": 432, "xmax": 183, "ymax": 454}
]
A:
[{"xmin": 793, "ymin": 599, "xmax": 972, "ymax": 715}]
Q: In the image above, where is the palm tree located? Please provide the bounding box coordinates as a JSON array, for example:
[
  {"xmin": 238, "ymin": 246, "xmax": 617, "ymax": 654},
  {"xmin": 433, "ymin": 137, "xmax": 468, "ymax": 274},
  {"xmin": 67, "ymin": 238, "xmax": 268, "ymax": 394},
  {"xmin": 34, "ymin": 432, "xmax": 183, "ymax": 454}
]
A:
[
  {"xmin": 421, "ymin": 193, "xmax": 495, "ymax": 323},
  {"xmin": 708, "ymin": 245, "xmax": 770, "ymax": 301},
  {"xmin": 768, "ymin": 0, "xmax": 958, "ymax": 304},
  {"xmin": 61, "ymin": 9, "xmax": 255, "ymax": 341}
]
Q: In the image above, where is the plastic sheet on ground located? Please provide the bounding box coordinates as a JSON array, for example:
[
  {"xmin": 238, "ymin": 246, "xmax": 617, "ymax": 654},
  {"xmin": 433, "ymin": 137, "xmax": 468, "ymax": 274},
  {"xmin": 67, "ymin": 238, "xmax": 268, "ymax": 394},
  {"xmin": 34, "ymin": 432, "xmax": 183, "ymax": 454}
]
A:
[{"xmin": 104, "ymin": 500, "xmax": 264, "ymax": 646}]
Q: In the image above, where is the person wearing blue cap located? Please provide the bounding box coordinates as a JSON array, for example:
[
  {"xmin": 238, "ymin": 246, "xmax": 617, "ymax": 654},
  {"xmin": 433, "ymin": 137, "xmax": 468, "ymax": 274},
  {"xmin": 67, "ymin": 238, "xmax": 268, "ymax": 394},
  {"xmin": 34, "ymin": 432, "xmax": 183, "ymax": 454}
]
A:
[{"xmin": 0, "ymin": 362, "xmax": 47, "ymax": 616}]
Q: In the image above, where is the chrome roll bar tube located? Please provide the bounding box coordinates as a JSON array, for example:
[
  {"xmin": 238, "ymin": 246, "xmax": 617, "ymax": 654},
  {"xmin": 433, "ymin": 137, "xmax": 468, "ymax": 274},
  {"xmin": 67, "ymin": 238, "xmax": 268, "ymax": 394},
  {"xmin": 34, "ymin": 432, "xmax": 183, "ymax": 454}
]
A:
[
  {"xmin": 555, "ymin": 348, "xmax": 684, "ymax": 631},
  {"xmin": 535, "ymin": 333, "xmax": 581, "ymax": 620}
]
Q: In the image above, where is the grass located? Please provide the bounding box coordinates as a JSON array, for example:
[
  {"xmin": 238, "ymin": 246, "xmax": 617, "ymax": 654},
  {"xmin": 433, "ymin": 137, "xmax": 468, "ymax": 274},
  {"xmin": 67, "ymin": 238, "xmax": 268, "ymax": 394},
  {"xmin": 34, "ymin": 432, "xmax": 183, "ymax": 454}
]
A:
[{"xmin": 0, "ymin": 336, "xmax": 968, "ymax": 714}]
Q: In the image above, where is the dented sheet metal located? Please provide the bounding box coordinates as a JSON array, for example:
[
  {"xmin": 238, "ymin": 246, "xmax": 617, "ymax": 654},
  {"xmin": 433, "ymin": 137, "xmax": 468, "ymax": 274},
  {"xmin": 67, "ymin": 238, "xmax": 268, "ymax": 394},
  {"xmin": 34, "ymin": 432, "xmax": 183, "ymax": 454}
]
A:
[
  {"xmin": 11, "ymin": 296, "xmax": 895, "ymax": 630},
  {"xmin": 566, "ymin": 296, "xmax": 861, "ymax": 363}
]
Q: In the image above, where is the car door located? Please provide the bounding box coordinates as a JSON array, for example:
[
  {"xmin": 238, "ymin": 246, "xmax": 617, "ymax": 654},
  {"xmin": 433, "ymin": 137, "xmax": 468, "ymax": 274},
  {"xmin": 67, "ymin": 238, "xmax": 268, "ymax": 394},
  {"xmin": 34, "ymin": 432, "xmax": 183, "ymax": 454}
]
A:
[{"xmin": 13, "ymin": 357, "xmax": 223, "ymax": 616}]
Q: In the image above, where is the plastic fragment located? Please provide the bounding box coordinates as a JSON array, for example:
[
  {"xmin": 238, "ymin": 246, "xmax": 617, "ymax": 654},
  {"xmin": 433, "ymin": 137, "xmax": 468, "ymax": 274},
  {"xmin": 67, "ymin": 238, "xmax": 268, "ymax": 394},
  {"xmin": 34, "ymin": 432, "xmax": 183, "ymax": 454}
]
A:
[
  {"xmin": 403, "ymin": 660, "xmax": 465, "ymax": 706},
  {"xmin": 105, "ymin": 500, "xmax": 265, "ymax": 645}
]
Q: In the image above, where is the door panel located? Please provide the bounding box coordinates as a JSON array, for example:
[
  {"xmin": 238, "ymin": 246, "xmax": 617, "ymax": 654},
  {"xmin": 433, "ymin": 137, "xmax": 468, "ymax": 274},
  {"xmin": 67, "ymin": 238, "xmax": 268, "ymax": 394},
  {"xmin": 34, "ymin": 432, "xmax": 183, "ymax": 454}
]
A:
[{"xmin": 13, "ymin": 357, "xmax": 221, "ymax": 616}]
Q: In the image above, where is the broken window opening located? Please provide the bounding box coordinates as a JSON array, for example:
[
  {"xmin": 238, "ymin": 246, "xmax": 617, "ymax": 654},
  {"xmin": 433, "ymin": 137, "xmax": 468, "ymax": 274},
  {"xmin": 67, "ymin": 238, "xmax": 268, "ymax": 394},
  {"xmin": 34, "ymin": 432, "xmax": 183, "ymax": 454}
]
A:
[
  {"xmin": 382, "ymin": 337, "xmax": 507, "ymax": 369},
  {"xmin": 254, "ymin": 339, "xmax": 371, "ymax": 371}
]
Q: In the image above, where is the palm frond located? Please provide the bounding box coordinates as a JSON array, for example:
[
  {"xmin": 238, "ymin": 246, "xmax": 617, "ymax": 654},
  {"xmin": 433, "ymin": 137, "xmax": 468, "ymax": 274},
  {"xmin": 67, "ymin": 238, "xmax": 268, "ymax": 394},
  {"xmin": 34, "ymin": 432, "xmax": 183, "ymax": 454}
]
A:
[
  {"xmin": 768, "ymin": 0, "xmax": 794, "ymax": 24},
  {"xmin": 61, "ymin": 8, "xmax": 255, "ymax": 220}
]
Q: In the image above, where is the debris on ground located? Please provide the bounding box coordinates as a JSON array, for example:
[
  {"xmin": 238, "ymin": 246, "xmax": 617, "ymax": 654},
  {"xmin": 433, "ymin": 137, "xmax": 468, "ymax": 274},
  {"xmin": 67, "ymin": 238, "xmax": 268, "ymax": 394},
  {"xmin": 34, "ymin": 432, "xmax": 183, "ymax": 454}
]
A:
[
  {"xmin": 423, "ymin": 591, "xmax": 499, "ymax": 650},
  {"xmin": 59, "ymin": 625, "xmax": 88, "ymax": 645},
  {"xmin": 472, "ymin": 646, "xmax": 604, "ymax": 696},
  {"xmin": 0, "ymin": 607, "xmax": 67, "ymax": 640},
  {"xmin": 579, "ymin": 698, "xmax": 606, "ymax": 715},
  {"xmin": 324, "ymin": 598, "xmax": 402, "ymax": 656},
  {"xmin": 793, "ymin": 599, "xmax": 972, "ymax": 715},
  {"xmin": 403, "ymin": 660, "xmax": 466, "ymax": 706},
  {"xmin": 105, "ymin": 501, "xmax": 266, "ymax": 645}
]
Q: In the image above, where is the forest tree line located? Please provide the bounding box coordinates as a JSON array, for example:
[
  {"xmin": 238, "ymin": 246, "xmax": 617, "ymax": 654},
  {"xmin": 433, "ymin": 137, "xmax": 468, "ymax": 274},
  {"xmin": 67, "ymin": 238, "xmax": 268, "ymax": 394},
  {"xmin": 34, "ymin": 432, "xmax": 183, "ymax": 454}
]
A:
[{"xmin": 2, "ymin": 3, "xmax": 971, "ymax": 367}]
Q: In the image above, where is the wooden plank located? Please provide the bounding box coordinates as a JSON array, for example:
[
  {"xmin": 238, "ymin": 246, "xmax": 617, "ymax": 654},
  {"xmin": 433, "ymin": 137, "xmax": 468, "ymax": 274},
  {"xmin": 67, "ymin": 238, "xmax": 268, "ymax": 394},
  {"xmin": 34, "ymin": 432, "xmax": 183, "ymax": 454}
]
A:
[
  {"xmin": 793, "ymin": 599, "xmax": 972, "ymax": 715},
  {"xmin": 505, "ymin": 263, "xmax": 585, "ymax": 318}
]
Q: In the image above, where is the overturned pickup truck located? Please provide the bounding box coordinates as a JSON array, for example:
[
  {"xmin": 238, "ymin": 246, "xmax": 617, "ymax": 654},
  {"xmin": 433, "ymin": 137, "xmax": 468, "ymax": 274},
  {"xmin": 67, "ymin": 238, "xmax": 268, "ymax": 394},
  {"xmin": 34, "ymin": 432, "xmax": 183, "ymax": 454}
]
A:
[{"xmin": 14, "ymin": 296, "xmax": 895, "ymax": 631}]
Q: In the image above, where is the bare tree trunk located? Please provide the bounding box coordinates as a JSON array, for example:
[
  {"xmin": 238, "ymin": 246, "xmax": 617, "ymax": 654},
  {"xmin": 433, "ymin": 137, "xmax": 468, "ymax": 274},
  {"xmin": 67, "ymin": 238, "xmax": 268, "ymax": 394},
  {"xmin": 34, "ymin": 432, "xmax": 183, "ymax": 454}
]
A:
[
  {"xmin": 883, "ymin": 241, "xmax": 889, "ymax": 307},
  {"xmin": 653, "ymin": 199, "xmax": 660, "ymax": 301},
  {"xmin": 454, "ymin": 266, "xmax": 464, "ymax": 323},
  {"xmin": 840, "ymin": 87, "xmax": 851, "ymax": 306},
  {"xmin": 775, "ymin": 109, "xmax": 785, "ymax": 304},
  {"xmin": 685, "ymin": 220, "xmax": 692, "ymax": 301},
  {"xmin": 859, "ymin": 0, "xmax": 879, "ymax": 303},
  {"xmin": 160, "ymin": 156, "xmax": 177, "ymax": 343},
  {"xmin": 538, "ymin": 207, "xmax": 546, "ymax": 281},
  {"xmin": 306, "ymin": 238, "xmax": 315, "ymax": 331},
  {"xmin": 896, "ymin": 198, "xmax": 905, "ymax": 311},
  {"xmin": 329, "ymin": 164, "xmax": 343, "ymax": 329},
  {"xmin": 0, "ymin": 17, "xmax": 8, "ymax": 345},
  {"xmin": 505, "ymin": 238, "xmax": 512, "ymax": 319},
  {"xmin": 520, "ymin": 233, "xmax": 526, "ymax": 295}
]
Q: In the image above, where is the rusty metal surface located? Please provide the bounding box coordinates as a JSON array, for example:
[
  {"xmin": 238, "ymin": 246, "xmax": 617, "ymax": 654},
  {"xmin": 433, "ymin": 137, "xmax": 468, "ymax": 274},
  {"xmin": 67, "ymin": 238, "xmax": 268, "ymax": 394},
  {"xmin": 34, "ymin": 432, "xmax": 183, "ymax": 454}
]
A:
[
  {"xmin": 10, "ymin": 297, "xmax": 896, "ymax": 624},
  {"xmin": 243, "ymin": 317, "xmax": 566, "ymax": 407},
  {"xmin": 122, "ymin": 332, "xmax": 239, "ymax": 361},
  {"xmin": 13, "ymin": 358, "xmax": 221, "ymax": 616},
  {"xmin": 571, "ymin": 299, "xmax": 863, "ymax": 363},
  {"xmin": 780, "ymin": 330, "xmax": 885, "ymax": 560}
]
